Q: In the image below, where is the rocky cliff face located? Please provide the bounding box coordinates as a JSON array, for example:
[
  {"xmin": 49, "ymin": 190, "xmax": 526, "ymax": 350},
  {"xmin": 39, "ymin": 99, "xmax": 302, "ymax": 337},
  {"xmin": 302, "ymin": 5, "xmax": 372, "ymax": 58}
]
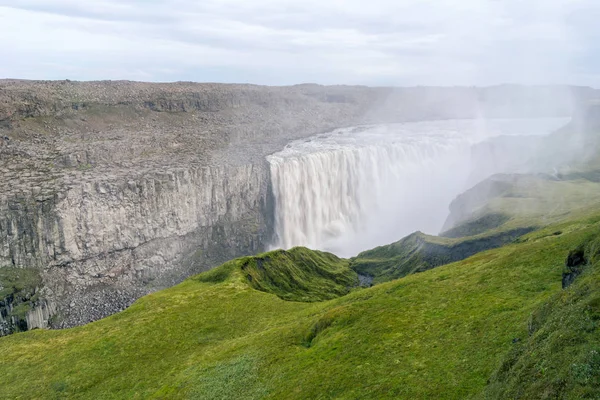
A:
[
  {"xmin": 0, "ymin": 162, "xmax": 274, "ymax": 328},
  {"xmin": 0, "ymin": 81, "xmax": 592, "ymax": 333}
]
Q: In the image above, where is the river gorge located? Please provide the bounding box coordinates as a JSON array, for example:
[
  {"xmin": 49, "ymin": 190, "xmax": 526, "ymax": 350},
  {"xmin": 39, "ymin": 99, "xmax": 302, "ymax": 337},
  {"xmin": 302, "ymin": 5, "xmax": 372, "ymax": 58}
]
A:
[{"xmin": 0, "ymin": 81, "xmax": 587, "ymax": 333}]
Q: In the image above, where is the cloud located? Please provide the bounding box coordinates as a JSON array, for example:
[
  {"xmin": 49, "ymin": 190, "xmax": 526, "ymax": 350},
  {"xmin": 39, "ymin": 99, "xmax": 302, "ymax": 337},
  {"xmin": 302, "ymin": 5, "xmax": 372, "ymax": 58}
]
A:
[{"xmin": 0, "ymin": 0, "xmax": 598, "ymax": 86}]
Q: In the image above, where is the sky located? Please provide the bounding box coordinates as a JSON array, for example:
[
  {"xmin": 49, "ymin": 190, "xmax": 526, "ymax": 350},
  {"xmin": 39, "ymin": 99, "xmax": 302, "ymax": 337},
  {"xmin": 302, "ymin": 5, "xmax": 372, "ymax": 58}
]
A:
[{"xmin": 1, "ymin": 0, "xmax": 599, "ymax": 86}]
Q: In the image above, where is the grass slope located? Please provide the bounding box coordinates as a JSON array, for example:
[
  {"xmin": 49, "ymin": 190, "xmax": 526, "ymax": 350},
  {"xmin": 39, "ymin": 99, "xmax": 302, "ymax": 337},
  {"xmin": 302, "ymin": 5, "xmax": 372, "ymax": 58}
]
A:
[
  {"xmin": 441, "ymin": 213, "xmax": 511, "ymax": 238},
  {"xmin": 350, "ymin": 228, "xmax": 534, "ymax": 285},
  {"xmin": 443, "ymin": 173, "xmax": 600, "ymax": 237},
  {"xmin": 483, "ymin": 232, "xmax": 600, "ymax": 399},
  {"xmin": 1, "ymin": 213, "xmax": 600, "ymax": 398}
]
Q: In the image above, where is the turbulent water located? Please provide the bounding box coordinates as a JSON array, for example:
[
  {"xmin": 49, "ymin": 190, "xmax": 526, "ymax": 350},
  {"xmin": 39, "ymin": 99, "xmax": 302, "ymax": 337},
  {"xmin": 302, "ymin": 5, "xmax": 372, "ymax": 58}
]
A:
[{"xmin": 267, "ymin": 118, "xmax": 570, "ymax": 257}]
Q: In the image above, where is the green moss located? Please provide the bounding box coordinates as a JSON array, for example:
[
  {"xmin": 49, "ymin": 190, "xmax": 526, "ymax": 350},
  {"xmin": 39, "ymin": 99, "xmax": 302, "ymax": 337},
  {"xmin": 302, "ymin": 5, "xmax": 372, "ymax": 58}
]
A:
[
  {"xmin": 0, "ymin": 267, "xmax": 42, "ymax": 334},
  {"xmin": 0, "ymin": 268, "xmax": 41, "ymax": 295},
  {"xmin": 77, "ymin": 163, "xmax": 93, "ymax": 171},
  {"xmin": 0, "ymin": 267, "xmax": 41, "ymax": 305},
  {"xmin": 239, "ymin": 247, "xmax": 358, "ymax": 302},
  {"xmin": 9, "ymin": 303, "xmax": 32, "ymax": 319},
  {"xmin": 198, "ymin": 247, "xmax": 358, "ymax": 302}
]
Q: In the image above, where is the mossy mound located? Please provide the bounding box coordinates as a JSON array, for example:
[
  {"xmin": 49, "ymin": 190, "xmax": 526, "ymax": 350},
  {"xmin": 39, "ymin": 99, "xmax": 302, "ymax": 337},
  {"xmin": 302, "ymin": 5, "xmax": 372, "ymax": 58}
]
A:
[{"xmin": 198, "ymin": 247, "xmax": 358, "ymax": 302}]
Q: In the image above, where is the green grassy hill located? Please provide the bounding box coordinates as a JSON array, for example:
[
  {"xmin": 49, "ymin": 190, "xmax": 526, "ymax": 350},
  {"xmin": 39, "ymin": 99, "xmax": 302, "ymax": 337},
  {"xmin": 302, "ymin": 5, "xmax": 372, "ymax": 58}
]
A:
[
  {"xmin": 1, "ymin": 206, "xmax": 600, "ymax": 398},
  {"xmin": 483, "ymin": 232, "xmax": 600, "ymax": 399},
  {"xmin": 350, "ymin": 227, "xmax": 534, "ymax": 285},
  {"xmin": 207, "ymin": 247, "xmax": 358, "ymax": 302}
]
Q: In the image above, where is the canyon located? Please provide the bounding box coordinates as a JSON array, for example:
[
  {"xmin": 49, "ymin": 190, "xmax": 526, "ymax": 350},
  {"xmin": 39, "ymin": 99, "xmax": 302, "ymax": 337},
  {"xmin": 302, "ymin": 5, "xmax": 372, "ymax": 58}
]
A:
[{"xmin": 0, "ymin": 81, "xmax": 593, "ymax": 333}]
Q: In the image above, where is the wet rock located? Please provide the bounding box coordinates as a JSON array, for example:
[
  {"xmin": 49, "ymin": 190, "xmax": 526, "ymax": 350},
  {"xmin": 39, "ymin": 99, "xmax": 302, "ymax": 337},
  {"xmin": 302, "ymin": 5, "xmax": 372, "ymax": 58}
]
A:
[
  {"xmin": 562, "ymin": 248, "xmax": 587, "ymax": 289},
  {"xmin": 358, "ymin": 274, "xmax": 373, "ymax": 287}
]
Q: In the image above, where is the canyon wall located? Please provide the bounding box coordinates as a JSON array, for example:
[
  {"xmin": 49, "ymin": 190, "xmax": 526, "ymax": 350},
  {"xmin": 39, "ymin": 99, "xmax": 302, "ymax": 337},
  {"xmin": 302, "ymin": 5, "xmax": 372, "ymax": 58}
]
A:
[
  {"xmin": 0, "ymin": 161, "xmax": 274, "ymax": 328},
  {"xmin": 0, "ymin": 81, "xmax": 592, "ymax": 332}
]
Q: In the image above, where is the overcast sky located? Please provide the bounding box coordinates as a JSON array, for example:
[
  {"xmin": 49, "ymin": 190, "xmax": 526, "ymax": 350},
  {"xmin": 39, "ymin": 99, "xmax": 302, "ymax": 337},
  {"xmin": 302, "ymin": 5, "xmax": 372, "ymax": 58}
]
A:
[{"xmin": 1, "ymin": 0, "xmax": 599, "ymax": 86}]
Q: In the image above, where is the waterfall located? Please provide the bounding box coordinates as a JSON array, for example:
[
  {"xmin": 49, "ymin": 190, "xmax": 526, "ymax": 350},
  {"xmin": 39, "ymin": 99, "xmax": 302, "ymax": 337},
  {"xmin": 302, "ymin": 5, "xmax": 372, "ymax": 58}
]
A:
[{"xmin": 267, "ymin": 119, "xmax": 570, "ymax": 257}]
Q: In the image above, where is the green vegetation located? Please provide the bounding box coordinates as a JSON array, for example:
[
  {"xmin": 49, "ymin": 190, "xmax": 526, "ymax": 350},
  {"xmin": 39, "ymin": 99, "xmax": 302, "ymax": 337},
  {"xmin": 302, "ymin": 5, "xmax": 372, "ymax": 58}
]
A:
[
  {"xmin": 0, "ymin": 267, "xmax": 42, "ymax": 301},
  {"xmin": 224, "ymin": 247, "xmax": 358, "ymax": 302},
  {"xmin": 441, "ymin": 213, "xmax": 510, "ymax": 238},
  {"xmin": 483, "ymin": 233, "xmax": 600, "ymax": 399},
  {"xmin": 1, "ymin": 211, "xmax": 600, "ymax": 398},
  {"xmin": 444, "ymin": 174, "xmax": 600, "ymax": 237},
  {"xmin": 0, "ymin": 267, "xmax": 42, "ymax": 333},
  {"xmin": 77, "ymin": 163, "xmax": 93, "ymax": 171},
  {"xmin": 350, "ymin": 228, "xmax": 533, "ymax": 284}
]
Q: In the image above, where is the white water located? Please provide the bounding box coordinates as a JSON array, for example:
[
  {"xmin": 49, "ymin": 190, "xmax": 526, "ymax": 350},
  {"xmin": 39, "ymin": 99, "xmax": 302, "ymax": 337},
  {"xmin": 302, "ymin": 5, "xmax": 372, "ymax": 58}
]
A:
[{"xmin": 267, "ymin": 118, "xmax": 570, "ymax": 257}]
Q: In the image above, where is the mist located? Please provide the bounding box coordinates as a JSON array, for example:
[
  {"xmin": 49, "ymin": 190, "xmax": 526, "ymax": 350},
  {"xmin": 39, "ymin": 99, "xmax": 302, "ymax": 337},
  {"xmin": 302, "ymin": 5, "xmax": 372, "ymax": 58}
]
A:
[
  {"xmin": 267, "ymin": 117, "xmax": 571, "ymax": 257},
  {"xmin": 261, "ymin": 79, "xmax": 600, "ymax": 257}
]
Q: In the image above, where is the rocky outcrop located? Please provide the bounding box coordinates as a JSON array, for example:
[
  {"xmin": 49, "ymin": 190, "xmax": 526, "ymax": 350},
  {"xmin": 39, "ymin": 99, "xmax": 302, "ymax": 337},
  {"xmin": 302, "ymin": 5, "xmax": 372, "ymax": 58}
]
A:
[
  {"xmin": 561, "ymin": 233, "xmax": 600, "ymax": 289},
  {"xmin": 0, "ymin": 267, "xmax": 56, "ymax": 336},
  {"xmin": 562, "ymin": 247, "xmax": 587, "ymax": 289},
  {"xmin": 1, "ymin": 298, "xmax": 56, "ymax": 336}
]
